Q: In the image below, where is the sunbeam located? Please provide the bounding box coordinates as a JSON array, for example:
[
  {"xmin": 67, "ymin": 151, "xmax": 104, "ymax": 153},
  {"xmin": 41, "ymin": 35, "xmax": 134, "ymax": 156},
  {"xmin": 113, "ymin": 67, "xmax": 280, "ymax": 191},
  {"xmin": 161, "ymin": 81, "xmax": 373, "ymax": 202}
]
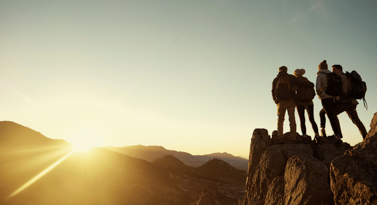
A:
[{"xmin": 7, "ymin": 150, "xmax": 75, "ymax": 199}]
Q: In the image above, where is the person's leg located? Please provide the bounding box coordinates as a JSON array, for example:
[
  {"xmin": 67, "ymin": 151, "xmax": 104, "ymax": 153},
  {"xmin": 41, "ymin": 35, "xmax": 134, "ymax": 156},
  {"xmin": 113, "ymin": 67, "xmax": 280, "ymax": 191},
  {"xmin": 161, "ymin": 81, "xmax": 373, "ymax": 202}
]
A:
[
  {"xmin": 296, "ymin": 105, "xmax": 306, "ymax": 135},
  {"xmin": 332, "ymin": 102, "xmax": 349, "ymax": 136},
  {"xmin": 287, "ymin": 101, "xmax": 296, "ymax": 138},
  {"xmin": 321, "ymin": 98, "xmax": 342, "ymax": 138},
  {"xmin": 333, "ymin": 102, "xmax": 347, "ymax": 115},
  {"xmin": 319, "ymin": 108, "xmax": 327, "ymax": 137},
  {"xmin": 346, "ymin": 104, "xmax": 368, "ymax": 139},
  {"xmin": 319, "ymin": 108, "xmax": 326, "ymax": 129},
  {"xmin": 277, "ymin": 101, "xmax": 288, "ymax": 138},
  {"xmin": 306, "ymin": 105, "xmax": 319, "ymax": 135}
]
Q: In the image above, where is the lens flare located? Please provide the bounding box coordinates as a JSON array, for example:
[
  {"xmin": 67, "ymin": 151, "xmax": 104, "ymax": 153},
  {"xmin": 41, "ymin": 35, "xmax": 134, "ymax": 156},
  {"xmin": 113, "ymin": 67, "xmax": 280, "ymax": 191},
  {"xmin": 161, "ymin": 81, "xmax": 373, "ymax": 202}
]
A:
[{"xmin": 7, "ymin": 150, "xmax": 75, "ymax": 199}]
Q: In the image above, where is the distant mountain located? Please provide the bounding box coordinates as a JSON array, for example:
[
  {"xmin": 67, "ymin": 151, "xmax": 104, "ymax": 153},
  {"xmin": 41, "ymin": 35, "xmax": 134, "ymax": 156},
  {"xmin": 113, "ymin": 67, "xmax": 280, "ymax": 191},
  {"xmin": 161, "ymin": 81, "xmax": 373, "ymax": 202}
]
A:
[
  {"xmin": 107, "ymin": 145, "xmax": 249, "ymax": 171},
  {"xmin": 0, "ymin": 121, "xmax": 71, "ymax": 149},
  {"xmin": 152, "ymin": 155, "xmax": 246, "ymax": 202},
  {"xmin": 0, "ymin": 121, "xmax": 245, "ymax": 204},
  {"xmin": 195, "ymin": 159, "xmax": 247, "ymax": 182},
  {"xmin": 152, "ymin": 155, "xmax": 246, "ymax": 183},
  {"xmin": 152, "ymin": 155, "xmax": 193, "ymax": 175}
]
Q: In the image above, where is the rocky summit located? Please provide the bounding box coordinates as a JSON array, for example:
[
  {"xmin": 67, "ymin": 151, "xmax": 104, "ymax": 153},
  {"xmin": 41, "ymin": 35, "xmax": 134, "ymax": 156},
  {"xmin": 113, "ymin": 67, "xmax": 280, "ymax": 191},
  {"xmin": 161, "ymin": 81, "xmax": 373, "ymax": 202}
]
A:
[{"xmin": 242, "ymin": 112, "xmax": 377, "ymax": 205}]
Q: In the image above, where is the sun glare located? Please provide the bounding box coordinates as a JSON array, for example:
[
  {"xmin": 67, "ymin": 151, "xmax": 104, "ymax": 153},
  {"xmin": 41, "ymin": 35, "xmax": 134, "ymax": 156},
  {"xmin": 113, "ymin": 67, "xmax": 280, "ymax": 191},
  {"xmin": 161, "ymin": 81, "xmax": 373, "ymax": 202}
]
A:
[
  {"xmin": 8, "ymin": 150, "xmax": 75, "ymax": 199},
  {"xmin": 67, "ymin": 129, "xmax": 106, "ymax": 152}
]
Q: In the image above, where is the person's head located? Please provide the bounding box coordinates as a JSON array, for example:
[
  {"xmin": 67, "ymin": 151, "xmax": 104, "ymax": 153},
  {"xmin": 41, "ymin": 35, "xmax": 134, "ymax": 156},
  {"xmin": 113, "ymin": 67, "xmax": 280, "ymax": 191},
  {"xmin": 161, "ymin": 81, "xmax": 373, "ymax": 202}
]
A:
[
  {"xmin": 293, "ymin": 68, "xmax": 305, "ymax": 77},
  {"xmin": 332, "ymin": 64, "xmax": 343, "ymax": 74},
  {"xmin": 279, "ymin": 66, "xmax": 287, "ymax": 73},
  {"xmin": 318, "ymin": 60, "xmax": 328, "ymax": 70}
]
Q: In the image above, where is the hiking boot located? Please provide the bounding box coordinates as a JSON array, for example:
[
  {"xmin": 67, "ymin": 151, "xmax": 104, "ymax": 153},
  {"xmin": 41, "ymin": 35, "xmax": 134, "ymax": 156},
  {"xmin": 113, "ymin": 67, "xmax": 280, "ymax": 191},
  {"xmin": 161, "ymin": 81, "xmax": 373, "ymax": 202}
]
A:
[
  {"xmin": 328, "ymin": 134, "xmax": 342, "ymax": 145},
  {"xmin": 334, "ymin": 134, "xmax": 342, "ymax": 140},
  {"xmin": 321, "ymin": 128, "xmax": 327, "ymax": 138},
  {"xmin": 314, "ymin": 133, "xmax": 320, "ymax": 141}
]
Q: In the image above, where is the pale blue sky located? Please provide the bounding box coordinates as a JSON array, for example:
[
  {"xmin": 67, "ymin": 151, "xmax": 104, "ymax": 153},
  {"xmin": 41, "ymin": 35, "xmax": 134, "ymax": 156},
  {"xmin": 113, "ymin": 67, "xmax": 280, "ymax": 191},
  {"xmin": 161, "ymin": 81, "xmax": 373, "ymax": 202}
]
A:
[{"xmin": 1, "ymin": 0, "xmax": 377, "ymax": 157}]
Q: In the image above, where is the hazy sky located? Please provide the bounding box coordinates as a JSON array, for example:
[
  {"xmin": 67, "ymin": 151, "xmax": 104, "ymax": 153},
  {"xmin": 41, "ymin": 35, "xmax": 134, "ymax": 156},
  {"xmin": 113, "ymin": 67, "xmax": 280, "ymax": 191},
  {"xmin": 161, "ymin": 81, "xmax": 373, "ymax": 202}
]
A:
[{"xmin": 1, "ymin": 0, "xmax": 377, "ymax": 157}]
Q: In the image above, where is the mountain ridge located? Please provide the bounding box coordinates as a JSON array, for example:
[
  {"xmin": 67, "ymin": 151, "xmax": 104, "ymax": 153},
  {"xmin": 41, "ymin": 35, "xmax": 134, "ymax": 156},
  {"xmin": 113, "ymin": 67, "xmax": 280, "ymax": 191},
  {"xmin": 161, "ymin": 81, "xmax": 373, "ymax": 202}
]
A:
[
  {"xmin": 107, "ymin": 145, "xmax": 248, "ymax": 171},
  {"xmin": 0, "ymin": 121, "xmax": 71, "ymax": 147},
  {"xmin": 0, "ymin": 121, "xmax": 245, "ymax": 204}
]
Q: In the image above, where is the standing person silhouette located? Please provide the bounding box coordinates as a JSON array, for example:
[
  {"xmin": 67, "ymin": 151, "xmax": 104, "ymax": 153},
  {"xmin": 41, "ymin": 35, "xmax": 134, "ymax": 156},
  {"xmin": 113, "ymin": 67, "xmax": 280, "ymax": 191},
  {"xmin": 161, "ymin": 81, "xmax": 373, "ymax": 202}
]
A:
[
  {"xmin": 293, "ymin": 68, "xmax": 319, "ymax": 140},
  {"xmin": 319, "ymin": 64, "xmax": 367, "ymax": 140},
  {"xmin": 272, "ymin": 66, "xmax": 313, "ymax": 143},
  {"xmin": 316, "ymin": 60, "xmax": 343, "ymax": 140}
]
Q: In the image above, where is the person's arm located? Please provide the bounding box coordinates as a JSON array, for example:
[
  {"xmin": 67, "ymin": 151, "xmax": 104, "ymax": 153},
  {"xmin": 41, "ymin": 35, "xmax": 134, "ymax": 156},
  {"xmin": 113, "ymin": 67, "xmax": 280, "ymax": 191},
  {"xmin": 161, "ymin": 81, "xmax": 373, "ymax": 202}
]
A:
[
  {"xmin": 272, "ymin": 78, "xmax": 278, "ymax": 104},
  {"xmin": 316, "ymin": 75, "xmax": 323, "ymax": 95},
  {"xmin": 290, "ymin": 75, "xmax": 314, "ymax": 87}
]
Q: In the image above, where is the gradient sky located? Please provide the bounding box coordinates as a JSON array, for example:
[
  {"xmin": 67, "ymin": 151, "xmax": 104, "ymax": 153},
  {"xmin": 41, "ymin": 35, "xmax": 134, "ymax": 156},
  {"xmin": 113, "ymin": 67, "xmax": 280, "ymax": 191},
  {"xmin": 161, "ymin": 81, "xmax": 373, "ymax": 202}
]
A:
[{"xmin": 1, "ymin": 0, "xmax": 377, "ymax": 157}]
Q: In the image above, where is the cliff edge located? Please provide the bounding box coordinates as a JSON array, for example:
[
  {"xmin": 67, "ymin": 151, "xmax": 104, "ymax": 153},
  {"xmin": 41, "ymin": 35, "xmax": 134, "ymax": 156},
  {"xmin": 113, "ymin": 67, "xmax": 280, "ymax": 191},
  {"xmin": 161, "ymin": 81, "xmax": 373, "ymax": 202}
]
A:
[{"xmin": 243, "ymin": 112, "xmax": 377, "ymax": 205}]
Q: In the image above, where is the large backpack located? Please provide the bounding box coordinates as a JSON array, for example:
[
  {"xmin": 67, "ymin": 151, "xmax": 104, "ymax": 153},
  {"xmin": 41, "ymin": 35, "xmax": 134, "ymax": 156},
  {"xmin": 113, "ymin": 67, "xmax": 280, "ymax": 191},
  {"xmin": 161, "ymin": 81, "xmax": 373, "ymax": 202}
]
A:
[
  {"xmin": 297, "ymin": 86, "xmax": 316, "ymax": 102},
  {"xmin": 275, "ymin": 76, "xmax": 291, "ymax": 101},
  {"xmin": 325, "ymin": 73, "xmax": 343, "ymax": 96},
  {"xmin": 346, "ymin": 70, "xmax": 367, "ymax": 109}
]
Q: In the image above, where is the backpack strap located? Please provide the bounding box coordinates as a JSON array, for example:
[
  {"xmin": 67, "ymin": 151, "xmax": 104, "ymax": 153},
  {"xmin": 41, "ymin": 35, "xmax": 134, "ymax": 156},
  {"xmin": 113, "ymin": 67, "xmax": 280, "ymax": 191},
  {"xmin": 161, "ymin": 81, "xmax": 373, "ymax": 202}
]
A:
[{"xmin": 363, "ymin": 97, "xmax": 368, "ymax": 110}]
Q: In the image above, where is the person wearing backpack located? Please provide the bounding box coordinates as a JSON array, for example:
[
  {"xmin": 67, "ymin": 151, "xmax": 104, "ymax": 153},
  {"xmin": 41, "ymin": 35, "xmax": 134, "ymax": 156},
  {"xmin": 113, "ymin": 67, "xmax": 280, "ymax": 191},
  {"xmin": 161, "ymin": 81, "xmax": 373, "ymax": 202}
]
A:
[
  {"xmin": 316, "ymin": 60, "xmax": 343, "ymax": 140},
  {"xmin": 272, "ymin": 66, "xmax": 314, "ymax": 143},
  {"xmin": 293, "ymin": 68, "xmax": 319, "ymax": 140},
  {"xmin": 319, "ymin": 65, "xmax": 367, "ymax": 139}
]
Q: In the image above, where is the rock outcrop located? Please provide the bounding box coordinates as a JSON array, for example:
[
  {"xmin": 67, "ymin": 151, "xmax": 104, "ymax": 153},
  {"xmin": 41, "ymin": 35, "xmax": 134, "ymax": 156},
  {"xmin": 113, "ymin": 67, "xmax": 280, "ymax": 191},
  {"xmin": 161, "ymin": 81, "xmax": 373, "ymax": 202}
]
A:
[
  {"xmin": 243, "ymin": 112, "xmax": 377, "ymax": 205},
  {"xmin": 330, "ymin": 112, "xmax": 377, "ymax": 205}
]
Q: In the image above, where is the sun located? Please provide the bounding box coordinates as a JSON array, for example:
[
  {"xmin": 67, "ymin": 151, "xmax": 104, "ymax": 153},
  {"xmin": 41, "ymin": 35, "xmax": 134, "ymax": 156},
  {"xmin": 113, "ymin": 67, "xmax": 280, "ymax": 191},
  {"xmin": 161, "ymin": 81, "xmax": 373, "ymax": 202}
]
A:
[{"xmin": 67, "ymin": 129, "xmax": 106, "ymax": 152}]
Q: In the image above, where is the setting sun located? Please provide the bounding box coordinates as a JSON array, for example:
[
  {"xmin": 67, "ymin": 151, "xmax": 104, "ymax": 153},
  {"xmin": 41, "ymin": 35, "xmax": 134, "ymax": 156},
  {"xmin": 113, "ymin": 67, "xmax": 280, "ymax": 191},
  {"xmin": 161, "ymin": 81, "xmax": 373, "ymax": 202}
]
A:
[{"xmin": 67, "ymin": 129, "xmax": 106, "ymax": 152}]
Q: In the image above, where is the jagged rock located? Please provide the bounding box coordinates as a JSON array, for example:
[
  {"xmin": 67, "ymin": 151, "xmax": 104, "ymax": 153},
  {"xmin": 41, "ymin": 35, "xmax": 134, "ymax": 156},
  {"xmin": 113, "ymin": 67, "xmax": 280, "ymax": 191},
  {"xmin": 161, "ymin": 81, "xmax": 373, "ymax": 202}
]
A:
[
  {"xmin": 284, "ymin": 155, "xmax": 333, "ymax": 205},
  {"xmin": 265, "ymin": 176, "xmax": 284, "ymax": 205},
  {"xmin": 243, "ymin": 112, "xmax": 377, "ymax": 205},
  {"xmin": 367, "ymin": 112, "xmax": 377, "ymax": 140},
  {"xmin": 330, "ymin": 112, "xmax": 377, "ymax": 205},
  {"xmin": 317, "ymin": 143, "xmax": 350, "ymax": 168},
  {"xmin": 246, "ymin": 129, "xmax": 271, "ymax": 181}
]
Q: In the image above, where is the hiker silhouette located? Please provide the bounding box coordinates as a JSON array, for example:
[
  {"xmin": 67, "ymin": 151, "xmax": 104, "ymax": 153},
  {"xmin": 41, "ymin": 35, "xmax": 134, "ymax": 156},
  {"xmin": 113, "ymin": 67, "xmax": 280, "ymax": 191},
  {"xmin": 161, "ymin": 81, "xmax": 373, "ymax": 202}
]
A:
[
  {"xmin": 316, "ymin": 60, "xmax": 342, "ymax": 140},
  {"xmin": 293, "ymin": 68, "xmax": 319, "ymax": 140},
  {"xmin": 319, "ymin": 64, "xmax": 367, "ymax": 140},
  {"xmin": 272, "ymin": 66, "xmax": 314, "ymax": 143}
]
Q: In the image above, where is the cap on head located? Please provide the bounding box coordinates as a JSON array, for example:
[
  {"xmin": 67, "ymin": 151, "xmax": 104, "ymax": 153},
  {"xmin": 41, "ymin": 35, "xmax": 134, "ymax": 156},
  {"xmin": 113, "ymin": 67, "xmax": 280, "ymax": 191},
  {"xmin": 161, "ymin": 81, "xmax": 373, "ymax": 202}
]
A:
[
  {"xmin": 279, "ymin": 66, "xmax": 288, "ymax": 73},
  {"xmin": 318, "ymin": 60, "xmax": 328, "ymax": 70},
  {"xmin": 293, "ymin": 68, "xmax": 306, "ymax": 77}
]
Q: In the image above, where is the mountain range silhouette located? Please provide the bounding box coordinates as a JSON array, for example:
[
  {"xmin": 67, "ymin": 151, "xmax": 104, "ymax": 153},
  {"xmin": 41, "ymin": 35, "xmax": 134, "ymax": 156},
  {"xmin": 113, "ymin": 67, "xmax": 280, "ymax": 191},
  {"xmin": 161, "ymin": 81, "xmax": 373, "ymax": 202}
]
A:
[
  {"xmin": 0, "ymin": 121, "xmax": 245, "ymax": 205},
  {"xmin": 107, "ymin": 145, "xmax": 248, "ymax": 171}
]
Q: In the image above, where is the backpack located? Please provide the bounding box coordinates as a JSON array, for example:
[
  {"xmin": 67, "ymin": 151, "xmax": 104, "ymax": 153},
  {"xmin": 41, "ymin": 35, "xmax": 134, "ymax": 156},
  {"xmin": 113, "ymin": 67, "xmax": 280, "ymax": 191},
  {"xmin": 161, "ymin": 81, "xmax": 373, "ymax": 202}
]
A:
[
  {"xmin": 325, "ymin": 73, "xmax": 343, "ymax": 96},
  {"xmin": 297, "ymin": 86, "xmax": 316, "ymax": 102},
  {"xmin": 346, "ymin": 70, "xmax": 368, "ymax": 109},
  {"xmin": 275, "ymin": 76, "xmax": 291, "ymax": 101}
]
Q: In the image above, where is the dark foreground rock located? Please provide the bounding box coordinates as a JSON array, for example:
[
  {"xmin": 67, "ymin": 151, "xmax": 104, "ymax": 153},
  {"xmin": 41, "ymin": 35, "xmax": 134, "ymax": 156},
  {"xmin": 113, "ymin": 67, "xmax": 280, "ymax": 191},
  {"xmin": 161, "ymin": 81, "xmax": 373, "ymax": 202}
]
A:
[
  {"xmin": 330, "ymin": 112, "xmax": 377, "ymax": 205},
  {"xmin": 243, "ymin": 112, "xmax": 377, "ymax": 205}
]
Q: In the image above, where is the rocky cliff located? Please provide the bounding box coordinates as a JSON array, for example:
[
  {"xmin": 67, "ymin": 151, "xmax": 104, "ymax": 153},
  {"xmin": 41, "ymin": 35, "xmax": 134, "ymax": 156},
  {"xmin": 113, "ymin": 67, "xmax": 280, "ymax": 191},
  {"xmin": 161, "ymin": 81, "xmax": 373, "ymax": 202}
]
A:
[{"xmin": 243, "ymin": 112, "xmax": 377, "ymax": 205}]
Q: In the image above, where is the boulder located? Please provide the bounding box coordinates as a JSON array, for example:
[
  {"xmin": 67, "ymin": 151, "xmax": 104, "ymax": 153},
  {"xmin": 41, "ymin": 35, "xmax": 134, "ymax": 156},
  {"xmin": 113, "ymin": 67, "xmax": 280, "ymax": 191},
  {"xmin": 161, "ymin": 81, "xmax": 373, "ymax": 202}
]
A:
[
  {"xmin": 243, "ymin": 112, "xmax": 377, "ymax": 205},
  {"xmin": 284, "ymin": 155, "xmax": 333, "ymax": 205},
  {"xmin": 330, "ymin": 113, "xmax": 377, "ymax": 205}
]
